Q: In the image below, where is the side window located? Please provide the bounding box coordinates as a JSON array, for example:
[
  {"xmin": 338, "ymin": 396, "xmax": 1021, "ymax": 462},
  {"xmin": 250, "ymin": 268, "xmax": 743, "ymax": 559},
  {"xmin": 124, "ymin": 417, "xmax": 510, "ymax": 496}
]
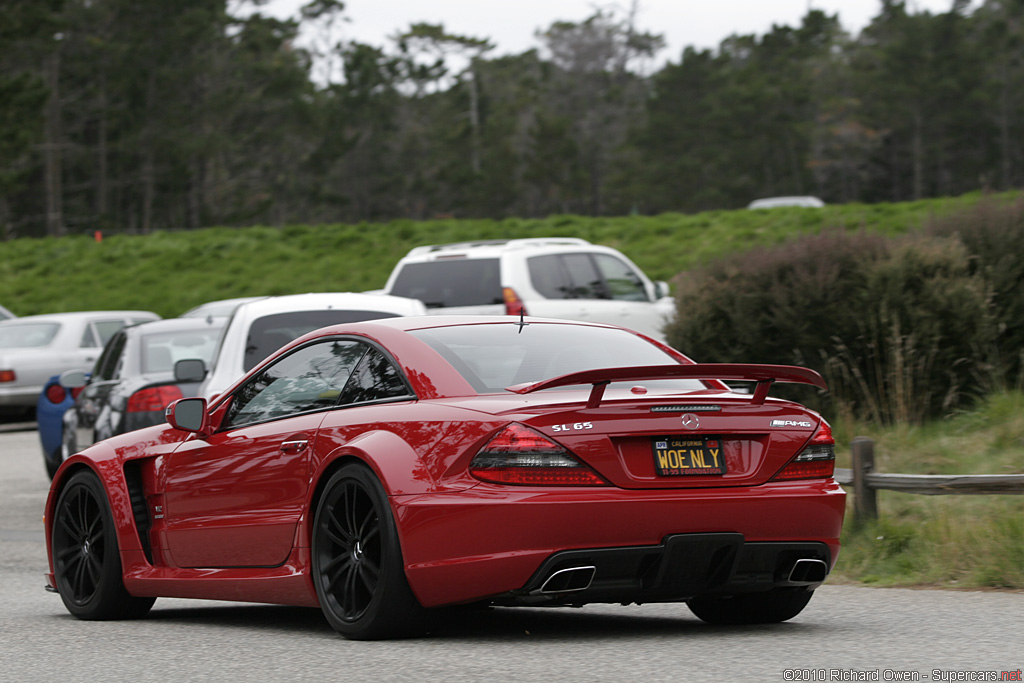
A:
[
  {"xmin": 528, "ymin": 255, "xmax": 571, "ymax": 299},
  {"xmin": 338, "ymin": 347, "xmax": 411, "ymax": 405},
  {"xmin": 561, "ymin": 254, "xmax": 607, "ymax": 299},
  {"xmin": 94, "ymin": 320, "xmax": 128, "ymax": 346},
  {"xmin": 93, "ymin": 331, "xmax": 127, "ymax": 380},
  {"xmin": 223, "ymin": 339, "xmax": 366, "ymax": 428},
  {"xmin": 593, "ymin": 254, "xmax": 650, "ymax": 302},
  {"xmin": 80, "ymin": 325, "xmax": 99, "ymax": 348}
]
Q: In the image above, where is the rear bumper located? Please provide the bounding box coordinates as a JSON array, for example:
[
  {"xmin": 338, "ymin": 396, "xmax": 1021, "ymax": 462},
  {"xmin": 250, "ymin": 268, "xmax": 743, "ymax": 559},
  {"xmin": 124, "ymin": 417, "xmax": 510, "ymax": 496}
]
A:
[
  {"xmin": 0, "ymin": 385, "xmax": 41, "ymax": 408},
  {"xmin": 394, "ymin": 478, "xmax": 846, "ymax": 607},
  {"xmin": 500, "ymin": 535, "xmax": 830, "ymax": 606}
]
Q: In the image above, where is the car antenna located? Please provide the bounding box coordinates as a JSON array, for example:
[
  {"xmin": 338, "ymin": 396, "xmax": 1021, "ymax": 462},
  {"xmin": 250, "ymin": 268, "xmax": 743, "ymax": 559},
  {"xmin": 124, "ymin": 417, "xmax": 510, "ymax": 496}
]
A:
[{"xmin": 517, "ymin": 310, "xmax": 529, "ymax": 334}]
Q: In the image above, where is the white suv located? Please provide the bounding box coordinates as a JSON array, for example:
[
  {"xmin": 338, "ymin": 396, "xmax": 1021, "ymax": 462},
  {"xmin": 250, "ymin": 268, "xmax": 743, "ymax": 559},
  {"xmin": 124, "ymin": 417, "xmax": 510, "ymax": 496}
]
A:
[{"xmin": 381, "ymin": 238, "xmax": 675, "ymax": 341}]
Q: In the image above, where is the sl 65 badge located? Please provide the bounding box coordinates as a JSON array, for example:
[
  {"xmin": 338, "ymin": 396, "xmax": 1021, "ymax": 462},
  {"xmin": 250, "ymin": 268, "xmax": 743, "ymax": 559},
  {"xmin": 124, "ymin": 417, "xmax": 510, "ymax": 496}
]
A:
[{"xmin": 552, "ymin": 422, "xmax": 593, "ymax": 432}]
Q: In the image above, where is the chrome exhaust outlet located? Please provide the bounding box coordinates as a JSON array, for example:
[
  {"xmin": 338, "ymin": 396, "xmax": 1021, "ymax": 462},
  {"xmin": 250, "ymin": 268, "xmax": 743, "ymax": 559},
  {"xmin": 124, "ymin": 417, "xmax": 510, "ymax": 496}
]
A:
[
  {"xmin": 788, "ymin": 558, "xmax": 828, "ymax": 585},
  {"xmin": 535, "ymin": 566, "xmax": 596, "ymax": 595}
]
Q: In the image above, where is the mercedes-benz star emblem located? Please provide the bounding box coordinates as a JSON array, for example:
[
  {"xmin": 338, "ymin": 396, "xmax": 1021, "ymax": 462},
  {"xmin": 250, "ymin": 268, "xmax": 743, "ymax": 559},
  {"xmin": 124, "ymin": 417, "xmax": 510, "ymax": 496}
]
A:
[{"xmin": 681, "ymin": 413, "xmax": 700, "ymax": 430}]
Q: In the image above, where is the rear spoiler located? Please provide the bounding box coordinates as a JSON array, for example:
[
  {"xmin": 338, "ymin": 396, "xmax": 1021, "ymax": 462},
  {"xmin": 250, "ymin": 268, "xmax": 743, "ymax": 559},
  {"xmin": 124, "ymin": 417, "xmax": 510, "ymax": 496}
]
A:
[{"xmin": 506, "ymin": 364, "xmax": 827, "ymax": 409}]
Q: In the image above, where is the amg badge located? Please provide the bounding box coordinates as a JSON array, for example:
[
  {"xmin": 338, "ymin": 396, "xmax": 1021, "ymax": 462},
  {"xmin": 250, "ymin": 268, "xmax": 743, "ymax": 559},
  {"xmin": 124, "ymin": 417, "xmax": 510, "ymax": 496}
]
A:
[{"xmin": 770, "ymin": 419, "xmax": 813, "ymax": 428}]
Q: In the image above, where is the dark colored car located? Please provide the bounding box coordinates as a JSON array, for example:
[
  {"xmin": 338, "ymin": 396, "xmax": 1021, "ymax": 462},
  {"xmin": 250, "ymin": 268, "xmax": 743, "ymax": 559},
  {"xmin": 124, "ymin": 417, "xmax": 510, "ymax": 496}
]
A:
[
  {"xmin": 45, "ymin": 316, "xmax": 845, "ymax": 640},
  {"xmin": 45, "ymin": 317, "xmax": 224, "ymax": 477}
]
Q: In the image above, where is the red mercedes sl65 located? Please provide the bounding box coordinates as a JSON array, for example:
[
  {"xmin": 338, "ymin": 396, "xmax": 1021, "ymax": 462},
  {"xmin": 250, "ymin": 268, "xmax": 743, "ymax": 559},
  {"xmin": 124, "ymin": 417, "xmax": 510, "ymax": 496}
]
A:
[{"xmin": 44, "ymin": 316, "xmax": 846, "ymax": 640}]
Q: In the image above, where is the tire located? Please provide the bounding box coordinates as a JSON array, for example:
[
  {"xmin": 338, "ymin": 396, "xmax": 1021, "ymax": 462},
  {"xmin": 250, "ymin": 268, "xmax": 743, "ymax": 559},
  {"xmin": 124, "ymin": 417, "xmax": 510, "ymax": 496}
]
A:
[
  {"xmin": 44, "ymin": 445, "xmax": 61, "ymax": 480},
  {"xmin": 51, "ymin": 470, "xmax": 156, "ymax": 620},
  {"xmin": 687, "ymin": 588, "xmax": 814, "ymax": 625},
  {"xmin": 311, "ymin": 463, "xmax": 425, "ymax": 640}
]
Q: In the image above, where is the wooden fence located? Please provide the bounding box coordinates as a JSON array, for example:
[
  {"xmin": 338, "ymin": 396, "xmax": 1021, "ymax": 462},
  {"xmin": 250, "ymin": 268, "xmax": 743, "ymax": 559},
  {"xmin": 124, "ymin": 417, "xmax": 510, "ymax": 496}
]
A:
[{"xmin": 834, "ymin": 437, "xmax": 1024, "ymax": 523}]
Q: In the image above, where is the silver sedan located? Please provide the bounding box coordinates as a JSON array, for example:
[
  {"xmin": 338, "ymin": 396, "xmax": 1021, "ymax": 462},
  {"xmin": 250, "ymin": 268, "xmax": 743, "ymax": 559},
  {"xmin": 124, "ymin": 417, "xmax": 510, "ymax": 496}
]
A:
[{"xmin": 0, "ymin": 310, "xmax": 159, "ymax": 413}]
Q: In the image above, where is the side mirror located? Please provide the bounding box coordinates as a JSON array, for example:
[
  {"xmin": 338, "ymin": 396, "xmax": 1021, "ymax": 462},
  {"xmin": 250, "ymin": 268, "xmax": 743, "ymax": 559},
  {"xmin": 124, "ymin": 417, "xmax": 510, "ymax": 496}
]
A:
[
  {"xmin": 59, "ymin": 369, "xmax": 88, "ymax": 389},
  {"xmin": 165, "ymin": 397, "xmax": 209, "ymax": 434},
  {"xmin": 174, "ymin": 358, "xmax": 207, "ymax": 383},
  {"xmin": 654, "ymin": 281, "xmax": 671, "ymax": 299}
]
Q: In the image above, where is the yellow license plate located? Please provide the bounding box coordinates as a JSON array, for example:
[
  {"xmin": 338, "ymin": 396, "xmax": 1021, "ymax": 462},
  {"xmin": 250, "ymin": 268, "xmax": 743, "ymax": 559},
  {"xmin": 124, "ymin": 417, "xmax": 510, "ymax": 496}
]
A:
[{"xmin": 651, "ymin": 436, "xmax": 726, "ymax": 476}]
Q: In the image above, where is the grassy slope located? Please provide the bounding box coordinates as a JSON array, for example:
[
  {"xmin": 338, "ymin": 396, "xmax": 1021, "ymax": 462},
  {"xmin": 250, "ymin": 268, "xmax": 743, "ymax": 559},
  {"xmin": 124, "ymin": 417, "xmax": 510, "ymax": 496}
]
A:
[{"xmin": 0, "ymin": 192, "xmax": 991, "ymax": 318}]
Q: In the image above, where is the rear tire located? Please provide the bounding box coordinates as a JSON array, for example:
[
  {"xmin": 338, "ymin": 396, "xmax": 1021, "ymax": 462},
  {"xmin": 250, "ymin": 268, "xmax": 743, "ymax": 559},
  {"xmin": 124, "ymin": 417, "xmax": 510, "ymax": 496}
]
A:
[
  {"xmin": 311, "ymin": 463, "xmax": 426, "ymax": 640},
  {"xmin": 687, "ymin": 588, "xmax": 813, "ymax": 625},
  {"xmin": 51, "ymin": 470, "xmax": 155, "ymax": 620}
]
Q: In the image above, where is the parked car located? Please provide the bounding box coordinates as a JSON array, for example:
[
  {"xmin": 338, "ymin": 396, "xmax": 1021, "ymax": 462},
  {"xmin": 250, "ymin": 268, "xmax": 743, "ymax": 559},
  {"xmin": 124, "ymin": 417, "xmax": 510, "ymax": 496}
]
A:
[
  {"xmin": 37, "ymin": 316, "xmax": 225, "ymax": 478},
  {"xmin": 45, "ymin": 315, "xmax": 845, "ymax": 640},
  {"xmin": 197, "ymin": 292, "xmax": 427, "ymax": 399},
  {"xmin": 0, "ymin": 310, "xmax": 160, "ymax": 417},
  {"xmin": 378, "ymin": 238, "xmax": 676, "ymax": 342},
  {"xmin": 0, "ymin": 304, "xmax": 15, "ymax": 321},
  {"xmin": 747, "ymin": 196, "xmax": 825, "ymax": 209}
]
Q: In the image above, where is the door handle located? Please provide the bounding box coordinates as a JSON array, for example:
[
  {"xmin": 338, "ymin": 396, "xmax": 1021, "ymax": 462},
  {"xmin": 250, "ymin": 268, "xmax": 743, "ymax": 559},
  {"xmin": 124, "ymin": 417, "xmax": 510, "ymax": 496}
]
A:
[{"xmin": 280, "ymin": 439, "xmax": 309, "ymax": 454}]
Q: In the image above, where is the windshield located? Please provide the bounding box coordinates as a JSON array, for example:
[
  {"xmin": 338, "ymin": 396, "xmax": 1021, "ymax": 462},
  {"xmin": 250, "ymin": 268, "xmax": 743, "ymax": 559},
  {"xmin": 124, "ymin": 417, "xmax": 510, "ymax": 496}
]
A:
[
  {"xmin": 0, "ymin": 322, "xmax": 61, "ymax": 348},
  {"xmin": 141, "ymin": 327, "xmax": 223, "ymax": 374},
  {"xmin": 411, "ymin": 322, "xmax": 706, "ymax": 395}
]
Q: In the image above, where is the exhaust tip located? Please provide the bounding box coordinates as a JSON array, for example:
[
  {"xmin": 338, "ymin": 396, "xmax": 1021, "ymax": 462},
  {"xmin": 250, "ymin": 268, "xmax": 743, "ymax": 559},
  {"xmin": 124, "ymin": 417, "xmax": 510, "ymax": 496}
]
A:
[
  {"xmin": 536, "ymin": 566, "xmax": 596, "ymax": 594},
  {"xmin": 788, "ymin": 558, "xmax": 828, "ymax": 585}
]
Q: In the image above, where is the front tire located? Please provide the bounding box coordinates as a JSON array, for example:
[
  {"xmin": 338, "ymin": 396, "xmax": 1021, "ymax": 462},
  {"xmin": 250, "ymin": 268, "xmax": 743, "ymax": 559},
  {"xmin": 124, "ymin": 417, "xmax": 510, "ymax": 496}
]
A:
[
  {"xmin": 51, "ymin": 470, "xmax": 155, "ymax": 620},
  {"xmin": 311, "ymin": 463, "xmax": 425, "ymax": 640},
  {"xmin": 687, "ymin": 588, "xmax": 814, "ymax": 625}
]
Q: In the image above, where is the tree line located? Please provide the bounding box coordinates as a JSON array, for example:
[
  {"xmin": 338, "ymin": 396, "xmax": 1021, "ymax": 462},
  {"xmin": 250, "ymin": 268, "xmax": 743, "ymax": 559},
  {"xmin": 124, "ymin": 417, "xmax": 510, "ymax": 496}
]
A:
[{"xmin": 1, "ymin": 0, "xmax": 1020, "ymax": 238}]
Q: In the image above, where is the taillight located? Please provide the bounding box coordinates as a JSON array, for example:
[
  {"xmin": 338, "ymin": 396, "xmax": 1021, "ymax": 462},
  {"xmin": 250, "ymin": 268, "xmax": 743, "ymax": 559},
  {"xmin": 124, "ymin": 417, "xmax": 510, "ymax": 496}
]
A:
[
  {"xmin": 45, "ymin": 384, "xmax": 67, "ymax": 404},
  {"xmin": 470, "ymin": 423, "xmax": 608, "ymax": 486},
  {"xmin": 503, "ymin": 287, "xmax": 527, "ymax": 316},
  {"xmin": 127, "ymin": 385, "xmax": 184, "ymax": 413},
  {"xmin": 0, "ymin": 370, "xmax": 15, "ymax": 383},
  {"xmin": 772, "ymin": 421, "xmax": 835, "ymax": 481}
]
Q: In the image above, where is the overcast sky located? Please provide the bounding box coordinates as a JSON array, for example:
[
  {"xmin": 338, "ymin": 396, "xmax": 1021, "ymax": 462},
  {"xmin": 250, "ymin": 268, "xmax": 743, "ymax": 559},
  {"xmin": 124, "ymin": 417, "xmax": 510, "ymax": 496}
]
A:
[{"xmin": 259, "ymin": 0, "xmax": 969, "ymax": 63}]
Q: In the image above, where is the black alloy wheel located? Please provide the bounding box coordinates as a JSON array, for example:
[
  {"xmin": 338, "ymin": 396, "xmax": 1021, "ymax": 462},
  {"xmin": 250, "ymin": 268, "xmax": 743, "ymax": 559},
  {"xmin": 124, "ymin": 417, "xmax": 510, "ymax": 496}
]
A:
[
  {"xmin": 312, "ymin": 463, "xmax": 425, "ymax": 640},
  {"xmin": 51, "ymin": 470, "xmax": 155, "ymax": 620},
  {"xmin": 687, "ymin": 587, "xmax": 814, "ymax": 625}
]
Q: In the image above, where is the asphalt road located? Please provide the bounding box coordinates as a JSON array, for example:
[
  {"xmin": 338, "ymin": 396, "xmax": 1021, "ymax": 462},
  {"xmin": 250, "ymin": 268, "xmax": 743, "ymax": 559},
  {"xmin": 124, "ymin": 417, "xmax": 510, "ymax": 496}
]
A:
[{"xmin": 1, "ymin": 424, "xmax": 1021, "ymax": 683}]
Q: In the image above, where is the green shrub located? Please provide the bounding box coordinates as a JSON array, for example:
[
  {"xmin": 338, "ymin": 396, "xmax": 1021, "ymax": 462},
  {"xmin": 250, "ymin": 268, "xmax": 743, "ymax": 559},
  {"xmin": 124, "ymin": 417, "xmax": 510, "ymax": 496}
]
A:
[{"xmin": 665, "ymin": 226, "xmax": 999, "ymax": 424}]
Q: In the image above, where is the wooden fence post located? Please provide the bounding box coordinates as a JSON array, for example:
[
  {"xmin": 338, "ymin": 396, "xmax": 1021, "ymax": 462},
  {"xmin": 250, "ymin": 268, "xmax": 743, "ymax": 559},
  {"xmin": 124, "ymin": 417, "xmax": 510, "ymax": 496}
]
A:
[{"xmin": 850, "ymin": 437, "xmax": 878, "ymax": 524}]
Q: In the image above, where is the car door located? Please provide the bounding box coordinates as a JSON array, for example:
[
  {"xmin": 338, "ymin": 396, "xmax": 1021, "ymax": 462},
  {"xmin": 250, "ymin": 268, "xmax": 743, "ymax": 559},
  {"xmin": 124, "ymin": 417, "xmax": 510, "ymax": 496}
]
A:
[{"xmin": 161, "ymin": 338, "xmax": 367, "ymax": 568}]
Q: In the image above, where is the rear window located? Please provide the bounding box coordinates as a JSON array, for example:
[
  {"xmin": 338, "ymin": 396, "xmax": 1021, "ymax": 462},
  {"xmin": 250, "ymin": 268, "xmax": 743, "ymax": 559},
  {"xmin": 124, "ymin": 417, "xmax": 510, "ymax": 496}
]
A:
[
  {"xmin": 390, "ymin": 259, "xmax": 503, "ymax": 308},
  {"xmin": 411, "ymin": 322, "xmax": 705, "ymax": 395},
  {"xmin": 0, "ymin": 322, "xmax": 60, "ymax": 348},
  {"xmin": 243, "ymin": 310, "xmax": 400, "ymax": 372},
  {"xmin": 141, "ymin": 328, "xmax": 222, "ymax": 374}
]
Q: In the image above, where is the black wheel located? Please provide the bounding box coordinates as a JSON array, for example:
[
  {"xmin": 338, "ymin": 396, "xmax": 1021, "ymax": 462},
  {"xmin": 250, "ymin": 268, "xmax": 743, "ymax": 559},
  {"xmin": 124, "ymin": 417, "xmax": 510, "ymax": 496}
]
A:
[
  {"xmin": 51, "ymin": 470, "xmax": 155, "ymax": 620},
  {"xmin": 687, "ymin": 588, "xmax": 813, "ymax": 625},
  {"xmin": 311, "ymin": 464, "xmax": 425, "ymax": 640}
]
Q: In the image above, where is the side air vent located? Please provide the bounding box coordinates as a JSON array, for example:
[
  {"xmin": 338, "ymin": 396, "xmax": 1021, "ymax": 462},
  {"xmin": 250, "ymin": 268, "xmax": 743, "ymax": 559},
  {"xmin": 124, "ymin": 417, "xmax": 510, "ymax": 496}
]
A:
[{"xmin": 123, "ymin": 462, "xmax": 153, "ymax": 563}]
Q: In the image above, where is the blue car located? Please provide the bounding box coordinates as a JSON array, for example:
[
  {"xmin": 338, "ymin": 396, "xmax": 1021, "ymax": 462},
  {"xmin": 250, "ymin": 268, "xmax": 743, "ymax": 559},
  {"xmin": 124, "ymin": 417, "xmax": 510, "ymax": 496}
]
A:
[{"xmin": 37, "ymin": 374, "xmax": 79, "ymax": 478}]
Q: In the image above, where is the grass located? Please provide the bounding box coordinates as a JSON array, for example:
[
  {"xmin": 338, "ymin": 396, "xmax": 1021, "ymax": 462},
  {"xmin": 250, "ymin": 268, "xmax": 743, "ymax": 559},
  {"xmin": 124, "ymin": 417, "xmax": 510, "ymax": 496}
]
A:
[{"xmin": 832, "ymin": 391, "xmax": 1024, "ymax": 589}]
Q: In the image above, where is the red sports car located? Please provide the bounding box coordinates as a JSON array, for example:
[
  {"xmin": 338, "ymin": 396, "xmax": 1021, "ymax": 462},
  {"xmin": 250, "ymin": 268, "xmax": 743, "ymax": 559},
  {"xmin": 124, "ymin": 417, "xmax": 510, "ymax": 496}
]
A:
[{"xmin": 44, "ymin": 316, "xmax": 846, "ymax": 640}]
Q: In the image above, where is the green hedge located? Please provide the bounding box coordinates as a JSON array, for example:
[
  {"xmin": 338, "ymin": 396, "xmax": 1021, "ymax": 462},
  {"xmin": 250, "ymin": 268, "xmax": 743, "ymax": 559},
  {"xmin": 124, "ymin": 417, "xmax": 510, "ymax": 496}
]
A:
[{"xmin": 665, "ymin": 198, "xmax": 1024, "ymax": 423}]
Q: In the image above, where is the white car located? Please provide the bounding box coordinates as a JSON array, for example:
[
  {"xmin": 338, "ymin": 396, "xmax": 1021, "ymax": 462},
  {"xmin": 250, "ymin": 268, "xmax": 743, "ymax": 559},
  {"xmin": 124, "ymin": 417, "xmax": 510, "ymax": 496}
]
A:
[
  {"xmin": 380, "ymin": 238, "xmax": 675, "ymax": 341},
  {"xmin": 0, "ymin": 304, "xmax": 15, "ymax": 321},
  {"xmin": 198, "ymin": 292, "xmax": 427, "ymax": 398},
  {"xmin": 0, "ymin": 310, "xmax": 160, "ymax": 412},
  {"xmin": 747, "ymin": 196, "xmax": 825, "ymax": 209}
]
